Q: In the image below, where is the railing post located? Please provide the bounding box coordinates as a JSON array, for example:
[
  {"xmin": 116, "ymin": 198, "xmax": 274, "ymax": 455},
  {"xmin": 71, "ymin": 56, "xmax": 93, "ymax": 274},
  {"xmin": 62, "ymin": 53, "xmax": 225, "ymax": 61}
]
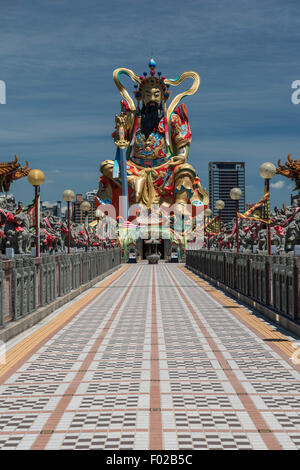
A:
[
  {"xmin": 286, "ymin": 255, "xmax": 296, "ymax": 319},
  {"xmin": 12, "ymin": 257, "xmax": 24, "ymax": 320},
  {"xmin": 0, "ymin": 259, "xmax": 4, "ymax": 328},
  {"xmin": 295, "ymin": 256, "xmax": 300, "ymax": 320}
]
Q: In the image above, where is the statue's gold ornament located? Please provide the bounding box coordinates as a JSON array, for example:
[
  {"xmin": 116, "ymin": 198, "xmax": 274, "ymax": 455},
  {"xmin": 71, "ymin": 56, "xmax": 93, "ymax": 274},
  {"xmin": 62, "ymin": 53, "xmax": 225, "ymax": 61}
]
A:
[
  {"xmin": 0, "ymin": 155, "xmax": 31, "ymax": 192},
  {"xmin": 276, "ymin": 154, "xmax": 300, "ymax": 191},
  {"xmin": 96, "ymin": 59, "xmax": 208, "ymax": 217}
]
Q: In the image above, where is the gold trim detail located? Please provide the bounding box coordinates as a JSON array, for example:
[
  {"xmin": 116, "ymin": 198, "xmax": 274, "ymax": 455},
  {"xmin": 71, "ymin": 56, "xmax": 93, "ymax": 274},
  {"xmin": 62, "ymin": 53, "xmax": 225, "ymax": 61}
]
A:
[
  {"xmin": 113, "ymin": 68, "xmax": 140, "ymax": 112},
  {"xmin": 165, "ymin": 71, "xmax": 200, "ymax": 121}
]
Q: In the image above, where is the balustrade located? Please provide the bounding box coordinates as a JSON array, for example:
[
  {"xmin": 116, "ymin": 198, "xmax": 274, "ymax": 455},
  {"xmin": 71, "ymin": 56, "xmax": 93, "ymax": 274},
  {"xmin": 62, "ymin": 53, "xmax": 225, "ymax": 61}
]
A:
[
  {"xmin": 0, "ymin": 248, "xmax": 121, "ymax": 329},
  {"xmin": 186, "ymin": 250, "xmax": 299, "ymax": 320}
]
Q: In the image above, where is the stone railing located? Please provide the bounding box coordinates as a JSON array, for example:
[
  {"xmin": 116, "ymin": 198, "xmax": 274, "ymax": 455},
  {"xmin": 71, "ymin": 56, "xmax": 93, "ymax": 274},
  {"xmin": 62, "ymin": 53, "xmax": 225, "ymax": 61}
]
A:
[
  {"xmin": 186, "ymin": 250, "xmax": 300, "ymax": 325},
  {"xmin": 0, "ymin": 248, "xmax": 121, "ymax": 329}
]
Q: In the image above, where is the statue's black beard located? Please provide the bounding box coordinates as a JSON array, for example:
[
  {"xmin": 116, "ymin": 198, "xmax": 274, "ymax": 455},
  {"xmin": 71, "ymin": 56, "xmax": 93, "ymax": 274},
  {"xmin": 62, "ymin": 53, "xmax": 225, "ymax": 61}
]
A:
[{"xmin": 141, "ymin": 103, "xmax": 162, "ymax": 139}]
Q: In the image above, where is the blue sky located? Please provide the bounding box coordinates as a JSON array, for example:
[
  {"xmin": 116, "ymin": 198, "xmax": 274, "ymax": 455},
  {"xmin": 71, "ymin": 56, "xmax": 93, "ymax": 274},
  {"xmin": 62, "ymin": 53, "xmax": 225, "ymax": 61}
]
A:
[{"xmin": 0, "ymin": 0, "xmax": 299, "ymax": 210}]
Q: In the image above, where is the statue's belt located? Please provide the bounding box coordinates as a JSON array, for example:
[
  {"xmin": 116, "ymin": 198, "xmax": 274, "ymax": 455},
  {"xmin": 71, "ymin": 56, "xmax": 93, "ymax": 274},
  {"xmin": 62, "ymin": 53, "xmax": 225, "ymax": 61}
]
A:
[{"xmin": 130, "ymin": 155, "xmax": 169, "ymax": 168}]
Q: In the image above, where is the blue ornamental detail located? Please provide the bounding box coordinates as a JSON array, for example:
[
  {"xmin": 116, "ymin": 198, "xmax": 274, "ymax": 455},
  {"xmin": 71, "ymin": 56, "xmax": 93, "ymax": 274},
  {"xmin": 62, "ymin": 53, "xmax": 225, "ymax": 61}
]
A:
[
  {"xmin": 191, "ymin": 200, "xmax": 204, "ymax": 206},
  {"xmin": 174, "ymin": 185, "xmax": 193, "ymax": 201},
  {"xmin": 96, "ymin": 196, "xmax": 112, "ymax": 205},
  {"xmin": 148, "ymin": 58, "xmax": 157, "ymax": 68}
]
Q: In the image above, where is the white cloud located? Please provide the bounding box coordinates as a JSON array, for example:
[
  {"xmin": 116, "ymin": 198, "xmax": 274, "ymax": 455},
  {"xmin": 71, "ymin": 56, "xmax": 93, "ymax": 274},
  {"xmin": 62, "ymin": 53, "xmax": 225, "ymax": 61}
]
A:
[
  {"xmin": 270, "ymin": 180, "xmax": 285, "ymax": 189},
  {"xmin": 41, "ymin": 200, "xmax": 54, "ymax": 207}
]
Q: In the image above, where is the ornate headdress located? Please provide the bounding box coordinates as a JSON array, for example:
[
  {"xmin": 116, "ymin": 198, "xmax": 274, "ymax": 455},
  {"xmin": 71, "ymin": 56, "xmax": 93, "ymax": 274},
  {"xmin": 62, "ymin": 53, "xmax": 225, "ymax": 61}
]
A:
[
  {"xmin": 113, "ymin": 59, "xmax": 200, "ymax": 121},
  {"xmin": 133, "ymin": 58, "xmax": 171, "ymax": 103}
]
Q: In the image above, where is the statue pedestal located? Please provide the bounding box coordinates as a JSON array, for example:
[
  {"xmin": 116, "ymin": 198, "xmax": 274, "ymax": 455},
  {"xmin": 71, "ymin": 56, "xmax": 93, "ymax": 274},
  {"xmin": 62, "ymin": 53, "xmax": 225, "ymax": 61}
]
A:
[{"xmin": 147, "ymin": 254, "xmax": 160, "ymax": 265}]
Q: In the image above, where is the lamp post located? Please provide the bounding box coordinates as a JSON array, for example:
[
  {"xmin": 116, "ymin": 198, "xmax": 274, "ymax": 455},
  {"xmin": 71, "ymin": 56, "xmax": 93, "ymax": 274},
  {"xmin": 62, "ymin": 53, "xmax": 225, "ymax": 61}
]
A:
[
  {"xmin": 230, "ymin": 188, "xmax": 242, "ymax": 253},
  {"xmin": 95, "ymin": 207, "xmax": 103, "ymax": 250},
  {"xmin": 259, "ymin": 162, "xmax": 276, "ymax": 256},
  {"xmin": 28, "ymin": 169, "xmax": 45, "ymax": 257},
  {"xmin": 80, "ymin": 201, "xmax": 91, "ymax": 251},
  {"xmin": 62, "ymin": 190, "xmax": 75, "ymax": 254},
  {"xmin": 215, "ymin": 199, "xmax": 225, "ymax": 251},
  {"xmin": 95, "ymin": 207, "xmax": 102, "ymax": 225},
  {"xmin": 204, "ymin": 208, "xmax": 212, "ymax": 250}
]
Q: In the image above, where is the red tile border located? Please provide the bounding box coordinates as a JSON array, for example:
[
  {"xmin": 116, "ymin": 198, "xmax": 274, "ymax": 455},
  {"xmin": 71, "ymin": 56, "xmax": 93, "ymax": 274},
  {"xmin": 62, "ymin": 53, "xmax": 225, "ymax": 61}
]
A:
[{"xmin": 149, "ymin": 267, "xmax": 163, "ymax": 450}]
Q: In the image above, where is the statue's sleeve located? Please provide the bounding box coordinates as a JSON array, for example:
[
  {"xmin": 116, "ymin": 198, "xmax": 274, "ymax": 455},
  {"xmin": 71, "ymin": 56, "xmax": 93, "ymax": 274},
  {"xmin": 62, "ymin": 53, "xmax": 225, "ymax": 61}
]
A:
[{"xmin": 170, "ymin": 103, "xmax": 192, "ymax": 150}]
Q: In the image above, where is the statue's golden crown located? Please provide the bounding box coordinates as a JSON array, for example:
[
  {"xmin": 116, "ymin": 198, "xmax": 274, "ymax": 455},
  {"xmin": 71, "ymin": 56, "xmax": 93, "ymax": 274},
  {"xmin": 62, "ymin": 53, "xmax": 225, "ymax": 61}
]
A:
[
  {"xmin": 113, "ymin": 59, "xmax": 200, "ymax": 121},
  {"xmin": 133, "ymin": 58, "xmax": 170, "ymax": 101}
]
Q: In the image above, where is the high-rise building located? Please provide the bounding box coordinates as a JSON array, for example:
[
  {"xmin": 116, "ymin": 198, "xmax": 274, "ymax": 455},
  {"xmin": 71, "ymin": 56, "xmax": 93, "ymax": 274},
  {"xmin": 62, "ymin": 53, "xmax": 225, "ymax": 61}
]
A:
[
  {"xmin": 85, "ymin": 190, "xmax": 98, "ymax": 202},
  {"xmin": 209, "ymin": 162, "xmax": 245, "ymax": 223},
  {"xmin": 72, "ymin": 193, "xmax": 97, "ymax": 224}
]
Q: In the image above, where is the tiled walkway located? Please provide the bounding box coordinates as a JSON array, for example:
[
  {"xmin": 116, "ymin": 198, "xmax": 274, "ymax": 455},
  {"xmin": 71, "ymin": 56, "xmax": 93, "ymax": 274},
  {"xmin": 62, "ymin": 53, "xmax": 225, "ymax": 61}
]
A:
[{"xmin": 0, "ymin": 263, "xmax": 300, "ymax": 450}]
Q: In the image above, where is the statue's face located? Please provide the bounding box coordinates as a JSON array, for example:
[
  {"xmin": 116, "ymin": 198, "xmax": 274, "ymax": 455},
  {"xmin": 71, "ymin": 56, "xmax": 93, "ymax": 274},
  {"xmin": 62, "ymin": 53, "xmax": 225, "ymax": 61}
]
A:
[{"xmin": 142, "ymin": 86, "xmax": 162, "ymax": 106}]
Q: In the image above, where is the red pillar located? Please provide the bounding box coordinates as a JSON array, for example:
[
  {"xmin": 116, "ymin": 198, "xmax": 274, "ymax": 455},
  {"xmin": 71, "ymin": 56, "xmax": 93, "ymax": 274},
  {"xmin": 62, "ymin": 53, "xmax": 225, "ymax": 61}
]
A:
[
  {"xmin": 266, "ymin": 179, "xmax": 271, "ymax": 256},
  {"xmin": 67, "ymin": 201, "xmax": 71, "ymax": 254},
  {"xmin": 235, "ymin": 200, "xmax": 239, "ymax": 253},
  {"xmin": 35, "ymin": 186, "xmax": 39, "ymax": 258},
  {"xmin": 219, "ymin": 211, "xmax": 222, "ymax": 251}
]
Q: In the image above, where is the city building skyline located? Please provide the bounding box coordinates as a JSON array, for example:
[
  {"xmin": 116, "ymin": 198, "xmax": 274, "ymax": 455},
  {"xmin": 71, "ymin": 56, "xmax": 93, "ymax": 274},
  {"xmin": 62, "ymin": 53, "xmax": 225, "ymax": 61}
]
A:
[
  {"xmin": 71, "ymin": 193, "xmax": 97, "ymax": 224},
  {"xmin": 209, "ymin": 161, "xmax": 246, "ymax": 223}
]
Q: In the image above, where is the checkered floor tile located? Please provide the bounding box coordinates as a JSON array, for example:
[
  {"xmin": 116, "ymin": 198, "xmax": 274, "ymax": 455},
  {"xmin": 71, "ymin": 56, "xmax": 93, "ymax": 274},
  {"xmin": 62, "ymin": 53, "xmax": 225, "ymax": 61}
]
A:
[
  {"xmin": 163, "ymin": 431, "xmax": 267, "ymax": 450},
  {"xmin": 0, "ymin": 434, "xmax": 38, "ymax": 450},
  {"xmin": 45, "ymin": 431, "xmax": 148, "ymax": 450},
  {"xmin": 0, "ymin": 396, "xmax": 60, "ymax": 411}
]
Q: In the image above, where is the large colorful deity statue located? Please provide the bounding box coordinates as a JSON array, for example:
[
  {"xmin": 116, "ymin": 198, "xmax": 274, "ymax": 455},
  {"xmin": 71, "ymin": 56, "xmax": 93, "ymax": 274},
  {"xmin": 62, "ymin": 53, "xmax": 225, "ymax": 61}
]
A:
[{"xmin": 96, "ymin": 59, "xmax": 208, "ymax": 216}]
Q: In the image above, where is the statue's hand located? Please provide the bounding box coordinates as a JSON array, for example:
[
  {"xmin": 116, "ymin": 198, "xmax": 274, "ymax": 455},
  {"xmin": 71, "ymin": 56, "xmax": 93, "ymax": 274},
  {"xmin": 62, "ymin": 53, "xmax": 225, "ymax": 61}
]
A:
[
  {"xmin": 115, "ymin": 113, "xmax": 127, "ymax": 128},
  {"xmin": 168, "ymin": 154, "xmax": 186, "ymax": 166},
  {"xmin": 114, "ymin": 112, "xmax": 130, "ymax": 148}
]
